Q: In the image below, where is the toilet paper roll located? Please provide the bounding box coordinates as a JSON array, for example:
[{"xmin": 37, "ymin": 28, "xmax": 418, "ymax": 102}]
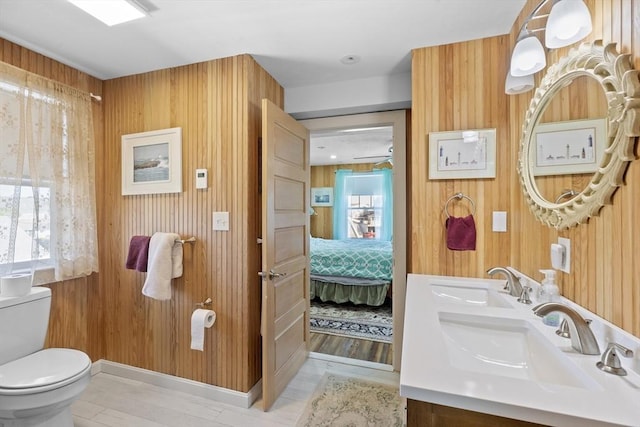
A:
[
  {"xmin": 0, "ymin": 273, "xmax": 32, "ymax": 297},
  {"xmin": 190, "ymin": 309, "xmax": 216, "ymax": 351}
]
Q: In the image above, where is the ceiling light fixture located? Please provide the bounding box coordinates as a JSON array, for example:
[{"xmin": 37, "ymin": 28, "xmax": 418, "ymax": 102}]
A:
[
  {"xmin": 505, "ymin": 0, "xmax": 592, "ymax": 95},
  {"xmin": 340, "ymin": 55, "xmax": 361, "ymax": 65},
  {"xmin": 67, "ymin": 0, "xmax": 148, "ymax": 26}
]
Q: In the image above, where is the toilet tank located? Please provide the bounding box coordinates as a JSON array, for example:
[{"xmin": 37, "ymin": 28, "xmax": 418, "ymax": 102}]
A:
[{"xmin": 0, "ymin": 287, "xmax": 51, "ymax": 366}]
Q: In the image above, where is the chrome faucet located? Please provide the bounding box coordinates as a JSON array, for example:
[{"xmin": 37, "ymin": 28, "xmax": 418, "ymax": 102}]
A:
[
  {"xmin": 487, "ymin": 267, "xmax": 523, "ymax": 298},
  {"xmin": 533, "ymin": 303, "xmax": 601, "ymax": 355}
]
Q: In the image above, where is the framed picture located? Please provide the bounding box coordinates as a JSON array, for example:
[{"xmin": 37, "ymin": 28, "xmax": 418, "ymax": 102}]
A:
[
  {"xmin": 531, "ymin": 118, "xmax": 606, "ymax": 176},
  {"xmin": 121, "ymin": 127, "xmax": 182, "ymax": 195},
  {"xmin": 428, "ymin": 129, "xmax": 496, "ymax": 179},
  {"xmin": 311, "ymin": 187, "xmax": 334, "ymax": 207}
]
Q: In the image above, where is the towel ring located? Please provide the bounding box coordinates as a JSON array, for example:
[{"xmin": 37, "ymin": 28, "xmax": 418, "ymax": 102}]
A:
[{"xmin": 444, "ymin": 192, "xmax": 476, "ymax": 218}]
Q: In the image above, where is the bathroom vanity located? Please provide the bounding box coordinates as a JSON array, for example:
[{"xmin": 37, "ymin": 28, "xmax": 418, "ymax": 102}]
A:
[{"xmin": 400, "ymin": 273, "xmax": 640, "ymax": 427}]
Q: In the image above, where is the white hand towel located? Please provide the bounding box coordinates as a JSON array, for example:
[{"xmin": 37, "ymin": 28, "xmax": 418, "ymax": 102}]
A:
[{"xmin": 142, "ymin": 232, "xmax": 183, "ymax": 300}]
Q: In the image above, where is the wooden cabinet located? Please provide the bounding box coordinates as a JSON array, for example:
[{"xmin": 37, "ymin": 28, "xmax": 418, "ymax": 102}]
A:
[{"xmin": 407, "ymin": 399, "xmax": 547, "ymax": 427}]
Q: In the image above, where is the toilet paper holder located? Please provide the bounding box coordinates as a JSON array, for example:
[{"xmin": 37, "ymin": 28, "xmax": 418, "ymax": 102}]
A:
[{"xmin": 196, "ymin": 298, "xmax": 212, "ymax": 307}]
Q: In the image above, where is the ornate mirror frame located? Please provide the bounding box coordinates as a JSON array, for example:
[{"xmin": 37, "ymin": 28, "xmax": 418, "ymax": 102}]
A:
[{"xmin": 518, "ymin": 41, "xmax": 640, "ymax": 229}]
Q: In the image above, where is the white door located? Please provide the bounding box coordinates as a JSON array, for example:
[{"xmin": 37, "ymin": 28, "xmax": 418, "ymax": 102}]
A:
[{"xmin": 260, "ymin": 98, "xmax": 310, "ymax": 411}]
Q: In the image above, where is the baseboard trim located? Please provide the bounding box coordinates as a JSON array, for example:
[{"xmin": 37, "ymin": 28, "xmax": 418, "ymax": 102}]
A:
[
  {"xmin": 91, "ymin": 360, "xmax": 262, "ymax": 409},
  {"xmin": 309, "ymin": 351, "xmax": 394, "ymax": 372}
]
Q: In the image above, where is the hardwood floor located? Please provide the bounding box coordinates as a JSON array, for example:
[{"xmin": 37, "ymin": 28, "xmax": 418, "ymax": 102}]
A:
[{"xmin": 310, "ymin": 332, "xmax": 393, "ymax": 365}]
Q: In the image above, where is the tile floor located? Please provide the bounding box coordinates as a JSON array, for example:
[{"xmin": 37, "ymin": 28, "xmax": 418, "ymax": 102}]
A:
[{"xmin": 72, "ymin": 356, "xmax": 400, "ymax": 427}]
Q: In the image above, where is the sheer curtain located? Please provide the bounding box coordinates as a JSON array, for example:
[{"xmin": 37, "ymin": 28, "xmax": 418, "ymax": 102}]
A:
[
  {"xmin": 332, "ymin": 169, "xmax": 393, "ymax": 241},
  {"xmin": 0, "ymin": 61, "xmax": 99, "ymax": 280}
]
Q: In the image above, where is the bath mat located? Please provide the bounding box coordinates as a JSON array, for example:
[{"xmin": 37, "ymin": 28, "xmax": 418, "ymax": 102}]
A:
[
  {"xmin": 309, "ymin": 300, "xmax": 392, "ymax": 343},
  {"xmin": 296, "ymin": 374, "xmax": 405, "ymax": 427}
]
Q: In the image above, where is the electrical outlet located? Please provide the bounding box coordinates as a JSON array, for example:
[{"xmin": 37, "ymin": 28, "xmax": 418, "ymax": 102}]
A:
[{"xmin": 213, "ymin": 212, "xmax": 229, "ymax": 231}]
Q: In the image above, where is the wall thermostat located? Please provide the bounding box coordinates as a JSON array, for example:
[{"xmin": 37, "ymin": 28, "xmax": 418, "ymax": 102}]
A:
[{"xmin": 195, "ymin": 168, "xmax": 208, "ymax": 189}]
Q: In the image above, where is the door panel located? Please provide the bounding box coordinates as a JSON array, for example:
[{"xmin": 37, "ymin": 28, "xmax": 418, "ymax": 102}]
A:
[{"xmin": 261, "ymin": 98, "xmax": 310, "ymax": 411}]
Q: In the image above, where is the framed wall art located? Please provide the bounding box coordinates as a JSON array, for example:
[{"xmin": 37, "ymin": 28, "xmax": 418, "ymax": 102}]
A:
[
  {"xmin": 428, "ymin": 128, "xmax": 496, "ymax": 179},
  {"xmin": 311, "ymin": 187, "xmax": 334, "ymax": 207},
  {"xmin": 121, "ymin": 127, "xmax": 182, "ymax": 195},
  {"xmin": 531, "ymin": 118, "xmax": 606, "ymax": 176}
]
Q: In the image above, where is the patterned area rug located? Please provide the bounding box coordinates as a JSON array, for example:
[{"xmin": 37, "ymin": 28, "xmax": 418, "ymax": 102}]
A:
[
  {"xmin": 309, "ymin": 299, "xmax": 392, "ymax": 343},
  {"xmin": 296, "ymin": 374, "xmax": 405, "ymax": 427}
]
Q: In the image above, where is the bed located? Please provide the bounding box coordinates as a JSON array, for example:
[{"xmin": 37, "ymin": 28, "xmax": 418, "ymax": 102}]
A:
[{"xmin": 310, "ymin": 237, "xmax": 393, "ymax": 306}]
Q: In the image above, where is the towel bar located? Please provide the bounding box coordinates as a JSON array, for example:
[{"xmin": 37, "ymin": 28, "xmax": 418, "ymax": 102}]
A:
[
  {"xmin": 444, "ymin": 192, "xmax": 476, "ymax": 218},
  {"xmin": 175, "ymin": 236, "xmax": 196, "ymax": 244}
]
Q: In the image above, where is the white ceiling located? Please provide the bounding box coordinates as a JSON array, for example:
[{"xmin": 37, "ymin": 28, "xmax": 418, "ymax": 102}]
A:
[
  {"xmin": 0, "ymin": 0, "xmax": 525, "ymax": 164},
  {"xmin": 310, "ymin": 126, "xmax": 393, "ymax": 166},
  {"xmin": 0, "ymin": 0, "xmax": 525, "ymax": 88}
]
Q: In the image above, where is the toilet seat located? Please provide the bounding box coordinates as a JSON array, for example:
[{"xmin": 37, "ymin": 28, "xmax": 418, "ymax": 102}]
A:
[{"xmin": 0, "ymin": 348, "xmax": 91, "ymax": 395}]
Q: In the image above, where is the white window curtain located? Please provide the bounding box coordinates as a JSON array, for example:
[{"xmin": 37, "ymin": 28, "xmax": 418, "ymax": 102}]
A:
[{"xmin": 0, "ymin": 61, "xmax": 99, "ymax": 281}]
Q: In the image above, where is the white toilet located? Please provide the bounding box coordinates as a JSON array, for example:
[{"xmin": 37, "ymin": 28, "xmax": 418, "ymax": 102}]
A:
[{"xmin": 0, "ymin": 287, "xmax": 92, "ymax": 427}]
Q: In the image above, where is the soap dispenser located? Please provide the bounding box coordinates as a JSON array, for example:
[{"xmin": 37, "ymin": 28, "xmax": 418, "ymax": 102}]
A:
[{"xmin": 539, "ymin": 269, "xmax": 561, "ymax": 326}]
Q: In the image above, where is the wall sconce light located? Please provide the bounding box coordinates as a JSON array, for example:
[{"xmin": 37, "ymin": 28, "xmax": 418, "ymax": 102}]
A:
[
  {"xmin": 545, "ymin": 0, "xmax": 592, "ymax": 48},
  {"xmin": 505, "ymin": 0, "xmax": 592, "ymax": 95},
  {"xmin": 510, "ymin": 34, "xmax": 546, "ymax": 76},
  {"xmin": 505, "ymin": 71, "xmax": 535, "ymax": 95}
]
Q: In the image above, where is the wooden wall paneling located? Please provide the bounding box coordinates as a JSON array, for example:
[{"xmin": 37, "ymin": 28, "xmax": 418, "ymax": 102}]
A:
[
  {"xmin": 100, "ymin": 54, "xmax": 282, "ymax": 393},
  {"xmin": 410, "ymin": 35, "xmax": 513, "ymax": 279},
  {"xmin": 412, "ymin": 0, "xmax": 640, "ymax": 337},
  {"xmin": 0, "ymin": 38, "xmax": 104, "ymax": 361}
]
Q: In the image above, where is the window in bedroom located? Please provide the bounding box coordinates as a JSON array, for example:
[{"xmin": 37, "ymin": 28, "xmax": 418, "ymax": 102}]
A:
[{"xmin": 333, "ymin": 169, "xmax": 392, "ymax": 241}]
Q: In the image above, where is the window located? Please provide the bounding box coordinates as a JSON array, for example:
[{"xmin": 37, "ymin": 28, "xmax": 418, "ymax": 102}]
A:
[
  {"xmin": 0, "ymin": 182, "xmax": 52, "ymax": 269},
  {"xmin": 0, "ymin": 62, "xmax": 98, "ymax": 280},
  {"xmin": 333, "ymin": 169, "xmax": 392, "ymax": 241}
]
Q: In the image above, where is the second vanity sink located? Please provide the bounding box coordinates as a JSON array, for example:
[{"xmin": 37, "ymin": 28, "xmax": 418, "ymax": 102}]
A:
[
  {"xmin": 401, "ymin": 274, "xmax": 640, "ymax": 426},
  {"xmin": 430, "ymin": 283, "xmax": 512, "ymax": 308},
  {"xmin": 439, "ymin": 312, "xmax": 599, "ymax": 389}
]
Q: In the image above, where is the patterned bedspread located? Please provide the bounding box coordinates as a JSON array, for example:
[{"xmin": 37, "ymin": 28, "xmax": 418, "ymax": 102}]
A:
[{"xmin": 310, "ymin": 237, "xmax": 393, "ymax": 281}]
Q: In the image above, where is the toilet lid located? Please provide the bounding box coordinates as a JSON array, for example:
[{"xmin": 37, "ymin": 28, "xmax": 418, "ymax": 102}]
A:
[{"xmin": 0, "ymin": 348, "xmax": 91, "ymax": 389}]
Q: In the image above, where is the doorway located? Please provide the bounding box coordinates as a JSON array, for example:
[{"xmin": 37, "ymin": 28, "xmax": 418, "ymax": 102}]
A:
[{"xmin": 301, "ymin": 110, "xmax": 407, "ymax": 370}]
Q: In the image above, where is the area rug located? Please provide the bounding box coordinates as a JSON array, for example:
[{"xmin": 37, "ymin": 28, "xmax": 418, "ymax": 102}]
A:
[
  {"xmin": 296, "ymin": 374, "xmax": 405, "ymax": 427},
  {"xmin": 309, "ymin": 300, "xmax": 392, "ymax": 343}
]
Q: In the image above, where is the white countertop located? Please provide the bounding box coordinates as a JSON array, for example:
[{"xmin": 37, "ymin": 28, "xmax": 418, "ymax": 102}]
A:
[{"xmin": 400, "ymin": 273, "xmax": 640, "ymax": 427}]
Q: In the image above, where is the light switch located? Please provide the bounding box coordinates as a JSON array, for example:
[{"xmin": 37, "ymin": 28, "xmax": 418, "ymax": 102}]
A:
[
  {"xmin": 492, "ymin": 211, "xmax": 507, "ymax": 232},
  {"xmin": 213, "ymin": 212, "xmax": 229, "ymax": 231}
]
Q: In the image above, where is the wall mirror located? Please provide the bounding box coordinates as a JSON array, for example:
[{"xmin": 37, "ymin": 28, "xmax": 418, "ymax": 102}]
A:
[{"xmin": 518, "ymin": 41, "xmax": 640, "ymax": 229}]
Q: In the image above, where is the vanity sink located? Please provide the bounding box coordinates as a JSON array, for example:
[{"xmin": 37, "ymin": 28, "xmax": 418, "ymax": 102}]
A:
[
  {"xmin": 439, "ymin": 312, "xmax": 598, "ymax": 390},
  {"xmin": 430, "ymin": 283, "xmax": 512, "ymax": 308},
  {"xmin": 402, "ymin": 274, "xmax": 640, "ymax": 426}
]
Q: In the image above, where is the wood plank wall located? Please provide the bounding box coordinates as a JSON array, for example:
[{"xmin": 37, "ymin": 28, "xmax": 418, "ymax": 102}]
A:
[
  {"xmin": 411, "ymin": 0, "xmax": 640, "ymax": 336},
  {"xmin": 310, "ymin": 162, "xmax": 391, "ymax": 239},
  {"xmin": 101, "ymin": 55, "xmax": 283, "ymax": 392},
  {"xmin": 0, "ymin": 38, "xmax": 104, "ymax": 360}
]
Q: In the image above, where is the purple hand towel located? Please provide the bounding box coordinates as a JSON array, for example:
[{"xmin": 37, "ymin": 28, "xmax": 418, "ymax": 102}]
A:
[
  {"xmin": 126, "ymin": 235, "xmax": 151, "ymax": 272},
  {"xmin": 446, "ymin": 215, "xmax": 476, "ymax": 251}
]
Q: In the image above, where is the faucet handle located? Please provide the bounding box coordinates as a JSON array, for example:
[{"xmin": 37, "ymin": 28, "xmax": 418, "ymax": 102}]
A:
[
  {"xmin": 596, "ymin": 342, "xmax": 634, "ymax": 376},
  {"xmin": 556, "ymin": 317, "xmax": 591, "ymax": 338},
  {"xmin": 517, "ymin": 286, "xmax": 532, "ymax": 305},
  {"xmin": 556, "ymin": 318, "xmax": 571, "ymax": 338}
]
